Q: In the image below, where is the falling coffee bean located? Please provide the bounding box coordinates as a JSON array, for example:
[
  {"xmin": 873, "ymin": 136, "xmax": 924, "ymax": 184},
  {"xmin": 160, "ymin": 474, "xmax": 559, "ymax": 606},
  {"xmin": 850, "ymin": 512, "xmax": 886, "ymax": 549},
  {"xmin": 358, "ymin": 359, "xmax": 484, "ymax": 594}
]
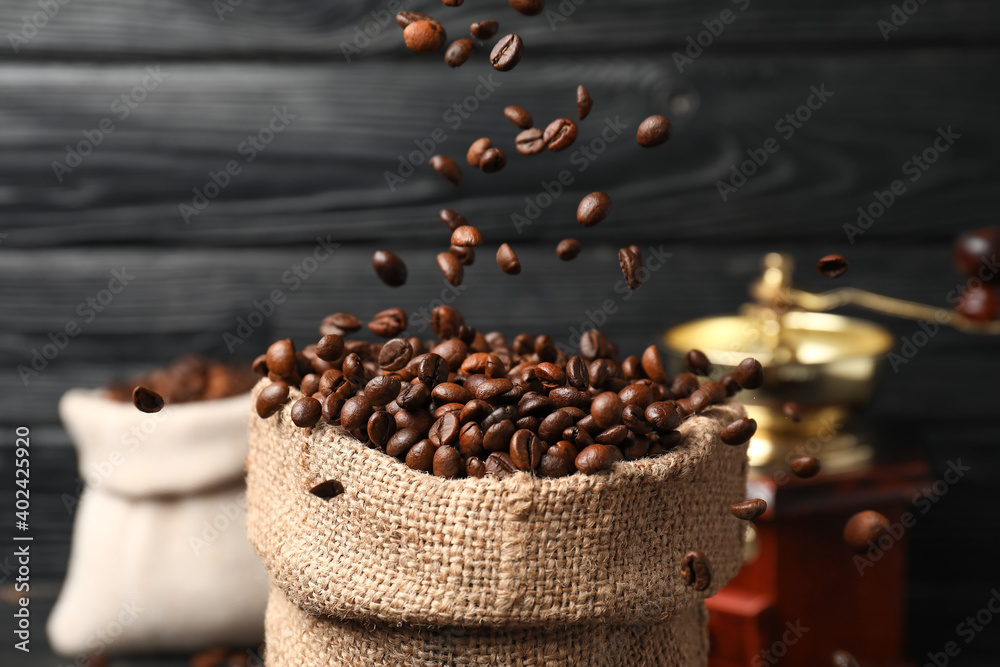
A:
[
  {"xmin": 315, "ymin": 334, "xmax": 345, "ymax": 362},
  {"xmin": 956, "ymin": 284, "xmax": 1000, "ymax": 322},
  {"xmin": 515, "ymin": 127, "xmax": 545, "ymax": 155},
  {"xmin": 730, "ymin": 498, "xmax": 767, "ymax": 520},
  {"xmin": 509, "ymin": 0, "xmax": 544, "ymax": 16},
  {"xmin": 783, "ymin": 402, "xmax": 802, "ymax": 422},
  {"xmin": 720, "ymin": 418, "xmax": 757, "ymax": 445},
  {"xmin": 437, "ymin": 251, "xmax": 465, "ymax": 285},
  {"xmin": 637, "ymin": 114, "xmax": 672, "ymax": 147},
  {"xmin": 479, "ymin": 147, "xmax": 507, "ymax": 173},
  {"xmin": 830, "ymin": 650, "xmax": 861, "ymax": 667},
  {"xmin": 378, "ymin": 338, "xmax": 414, "ymax": 371},
  {"xmin": 466, "ymin": 137, "xmax": 491, "ymax": 166},
  {"xmin": 430, "ymin": 154, "xmax": 462, "ymax": 186},
  {"xmin": 439, "ymin": 208, "xmax": 467, "ymax": 231},
  {"xmin": 504, "ymin": 105, "xmax": 533, "ymax": 129},
  {"xmin": 396, "ymin": 11, "xmax": 437, "ymax": 29},
  {"xmin": 619, "ymin": 247, "xmax": 641, "ymax": 289},
  {"xmin": 470, "ymin": 20, "xmax": 499, "ymax": 40},
  {"xmin": 496, "ymin": 243, "xmax": 521, "ymax": 274},
  {"xmin": 451, "ymin": 225, "xmax": 484, "ymax": 247},
  {"xmin": 372, "ymin": 249, "xmax": 407, "ymax": 287},
  {"xmin": 686, "ymin": 349, "xmax": 713, "ymax": 376},
  {"xmin": 490, "ymin": 34, "xmax": 523, "ymax": 71},
  {"xmin": 843, "ymin": 510, "xmax": 889, "ymax": 552},
  {"xmin": 291, "ymin": 396, "xmax": 322, "ymax": 428},
  {"xmin": 556, "ymin": 238, "xmax": 581, "ymax": 261},
  {"xmin": 320, "ymin": 312, "xmax": 362, "ymax": 336},
  {"xmin": 790, "ymin": 455, "xmax": 821, "ymax": 478},
  {"xmin": 681, "ymin": 550, "xmax": 712, "ymax": 591},
  {"xmin": 255, "ymin": 382, "xmax": 289, "ymax": 418},
  {"xmin": 132, "ymin": 386, "xmax": 164, "ymax": 413},
  {"xmin": 368, "ymin": 308, "xmax": 407, "ymax": 338},
  {"xmin": 403, "ymin": 20, "xmax": 447, "ymax": 53},
  {"xmin": 577, "ymin": 192, "xmax": 611, "ymax": 227},
  {"xmin": 576, "ymin": 85, "xmax": 593, "ymax": 120},
  {"xmin": 449, "ymin": 245, "xmax": 475, "ymax": 265},
  {"xmin": 542, "ymin": 117, "xmax": 578, "ymax": 151},
  {"xmin": 733, "ymin": 358, "xmax": 764, "ymax": 390},
  {"xmin": 444, "ymin": 38, "xmax": 474, "ymax": 67},
  {"xmin": 817, "ymin": 254, "xmax": 849, "ymax": 278}
]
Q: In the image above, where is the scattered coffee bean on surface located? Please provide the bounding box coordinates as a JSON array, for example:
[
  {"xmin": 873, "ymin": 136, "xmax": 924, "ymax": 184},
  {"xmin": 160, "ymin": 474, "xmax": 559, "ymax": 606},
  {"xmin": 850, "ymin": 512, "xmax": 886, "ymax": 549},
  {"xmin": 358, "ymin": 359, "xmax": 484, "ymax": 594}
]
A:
[
  {"xmin": 515, "ymin": 127, "xmax": 545, "ymax": 155},
  {"xmin": 556, "ymin": 238, "xmax": 582, "ymax": 260},
  {"xmin": 681, "ymin": 550, "xmax": 713, "ymax": 591},
  {"xmin": 372, "ymin": 249, "xmax": 407, "ymax": 287},
  {"xmin": 466, "ymin": 138, "xmax": 491, "ymax": 166},
  {"xmin": 396, "ymin": 11, "xmax": 437, "ymax": 28},
  {"xmin": 320, "ymin": 312, "xmax": 362, "ymax": 336},
  {"xmin": 504, "ymin": 105, "xmax": 533, "ymax": 129},
  {"xmin": 831, "ymin": 650, "xmax": 861, "ymax": 667},
  {"xmin": 790, "ymin": 455, "xmax": 821, "ymax": 478},
  {"xmin": 817, "ymin": 254, "xmax": 849, "ymax": 278},
  {"xmin": 490, "ymin": 34, "xmax": 523, "ymax": 71},
  {"xmin": 577, "ymin": 191, "xmax": 611, "ymax": 226},
  {"xmin": 403, "ymin": 20, "xmax": 447, "ymax": 53},
  {"xmin": 509, "ymin": 0, "xmax": 544, "ymax": 16},
  {"xmin": 256, "ymin": 382, "xmax": 289, "ymax": 418},
  {"xmin": 686, "ymin": 349, "xmax": 713, "ymax": 376},
  {"xmin": 445, "ymin": 38, "xmax": 474, "ymax": 67},
  {"xmin": 451, "ymin": 225, "xmax": 484, "ymax": 247},
  {"xmin": 734, "ymin": 358, "xmax": 764, "ymax": 389},
  {"xmin": 543, "ymin": 117, "xmax": 578, "ymax": 151},
  {"xmin": 783, "ymin": 402, "xmax": 802, "ymax": 422},
  {"xmin": 430, "ymin": 154, "xmax": 462, "ymax": 186},
  {"xmin": 637, "ymin": 114, "xmax": 672, "ymax": 147},
  {"xmin": 470, "ymin": 20, "xmax": 499, "ymax": 40},
  {"xmin": 720, "ymin": 417, "xmax": 757, "ymax": 445},
  {"xmin": 576, "ymin": 85, "xmax": 593, "ymax": 120},
  {"xmin": 368, "ymin": 308, "xmax": 407, "ymax": 338},
  {"xmin": 843, "ymin": 510, "xmax": 889, "ymax": 552},
  {"xmin": 731, "ymin": 498, "xmax": 767, "ymax": 520},
  {"xmin": 437, "ymin": 251, "xmax": 465, "ymax": 285},
  {"xmin": 497, "ymin": 243, "xmax": 521, "ymax": 274},
  {"xmin": 619, "ymin": 247, "xmax": 641, "ymax": 289},
  {"xmin": 291, "ymin": 396, "xmax": 322, "ymax": 428},
  {"xmin": 132, "ymin": 386, "xmax": 164, "ymax": 413},
  {"xmin": 479, "ymin": 147, "xmax": 507, "ymax": 173}
]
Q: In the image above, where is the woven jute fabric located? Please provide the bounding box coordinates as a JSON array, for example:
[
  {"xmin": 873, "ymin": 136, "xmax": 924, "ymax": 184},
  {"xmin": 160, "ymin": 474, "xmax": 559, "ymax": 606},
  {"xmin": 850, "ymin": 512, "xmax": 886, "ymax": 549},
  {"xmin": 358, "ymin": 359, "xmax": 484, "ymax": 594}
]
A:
[
  {"xmin": 247, "ymin": 379, "xmax": 748, "ymax": 631},
  {"xmin": 264, "ymin": 584, "xmax": 709, "ymax": 667}
]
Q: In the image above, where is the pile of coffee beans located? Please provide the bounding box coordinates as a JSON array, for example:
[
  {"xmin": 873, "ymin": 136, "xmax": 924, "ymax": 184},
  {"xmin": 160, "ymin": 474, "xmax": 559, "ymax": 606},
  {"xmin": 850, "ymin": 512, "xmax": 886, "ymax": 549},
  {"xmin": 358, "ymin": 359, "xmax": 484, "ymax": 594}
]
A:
[
  {"xmin": 110, "ymin": 355, "xmax": 257, "ymax": 409},
  {"xmin": 252, "ymin": 306, "xmax": 764, "ymax": 480}
]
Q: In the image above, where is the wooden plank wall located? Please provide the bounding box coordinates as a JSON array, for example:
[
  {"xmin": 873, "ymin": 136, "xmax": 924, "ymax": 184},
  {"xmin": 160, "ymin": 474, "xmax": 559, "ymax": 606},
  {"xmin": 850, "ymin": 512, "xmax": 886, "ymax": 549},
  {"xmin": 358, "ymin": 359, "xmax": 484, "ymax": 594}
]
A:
[{"xmin": 0, "ymin": 0, "xmax": 998, "ymax": 663}]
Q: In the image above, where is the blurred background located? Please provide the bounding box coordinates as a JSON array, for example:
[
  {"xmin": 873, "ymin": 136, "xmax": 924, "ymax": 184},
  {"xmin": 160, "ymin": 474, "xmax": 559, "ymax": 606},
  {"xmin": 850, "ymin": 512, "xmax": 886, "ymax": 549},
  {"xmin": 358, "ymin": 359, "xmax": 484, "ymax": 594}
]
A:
[{"xmin": 0, "ymin": 0, "xmax": 998, "ymax": 664}]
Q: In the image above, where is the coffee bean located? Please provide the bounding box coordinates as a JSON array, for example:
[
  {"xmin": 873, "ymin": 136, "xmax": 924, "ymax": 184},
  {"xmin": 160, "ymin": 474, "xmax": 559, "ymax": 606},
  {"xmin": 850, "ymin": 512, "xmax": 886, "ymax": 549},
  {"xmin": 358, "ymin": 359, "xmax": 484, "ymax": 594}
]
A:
[
  {"xmin": 731, "ymin": 498, "xmax": 767, "ymax": 520},
  {"xmin": 442, "ymin": 0, "xmax": 463, "ymax": 6},
  {"xmin": 576, "ymin": 85, "xmax": 593, "ymax": 120},
  {"xmin": 403, "ymin": 20, "xmax": 447, "ymax": 53},
  {"xmin": 314, "ymin": 334, "xmax": 344, "ymax": 363},
  {"xmin": 831, "ymin": 650, "xmax": 860, "ymax": 667},
  {"xmin": 396, "ymin": 382, "xmax": 429, "ymax": 410},
  {"xmin": 686, "ymin": 349, "xmax": 713, "ymax": 376},
  {"xmin": 504, "ymin": 105, "xmax": 533, "ymax": 129},
  {"xmin": 428, "ymin": 305, "xmax": 462, "ymax": 341},
  {"xmin": 790, "ymin": 455, "xmax": 821, "ymax": 478},
  {"xmin": 515, "ymin": 127, "xmax": 544, "ymax": 155},
  {"xmin": 621, "ymin": 403, "xmax": 652, "ymax": 435},
  {"xmin": 417, "ymin": 353, "xmax": 450, "ymax": 386},
  {"xmin": 595, "ymin": 425, "xmax": 628, "ymax": 446},
  {"xmin": 457, "ymin": 421, "xmax": 486, "ymax": 458},
  {"xmin": 475, "ymin": 377, "xmax": 515, "ymax": 401},
  {"xmin": 132, "ymin": 386, "xmax": 165, "ymax": 413},
  {"xmin": 431, "ymin": 338, "xmax": 468, "ymax": 371},
  {"xmin": 290, "ymin": 397, "xmax": 322, "ymax": 428},
  {"xmin": 368, "ymin": 410, "xmax": 396, "ymax": 447},
  {"xmin": 641, "ymin": 345, "xmax": 668, "ymax": 383},
  {"xmin": 576, "ymin": 191, "xmax": 611, "ymax": 227},
  {"xmin": 363, "ymin": 376, "xmax": 400, "ymax": 407},
  {"xmin": 618, "ymin": 384, "xmax": 653, "ymax": 409},
  {"xmin": 405, "ymin": 439, "xmax": 435, "ymax": 472},
  {"xmin": 538, "ymin": 454, "xmax": 569, "ymax": 478},
  {"xmin": 479, "ymin": 147, "xmax": 507, "ymax": 173},
  {"xmin": 618, "ymin": 247, "xmax": 641, "ymax": 289},
  {"xmin": 783, "ymin": 402, "xmax": 802, "ymax": 422},
  {"xmin": 645, "ymin": 401, "xmax": 680, "ymax": 432},
  {"xmin": 451, "ymin": 225, "xmax": 484, "ymax": 248},
  {"xmin": 470, "ymin": 20, "xmax": 499, "ymax": 40},
  {"xmin": 378, "ymin": 338, "xmax": 413, "ymax": 372},
  {"xmin": 445, "ymin": 38, "xmax": 473, "ymax": 67},
  {"xmin": 637, "ymin": 114, "xmax": 672, "ymax": 148},
  {"xmin": 429, "ymin": 412, "xmax": 461, "ymax": 447},
  {"xmin": 448, "ymin": 245, "xmax": 476, "ymax": 266},
  {"xmin": 542, "ymin": 117, "xmax": 578, "ymax": 151},
  {"xmin": 681, "ymin": 550, "xmax": 712, "ymax": 591},
  {"xmin": 368, "ymin": 308, "xmax": 407, "ymax": 338},
  {"xmin": 340, "ymin": 395, "xmax": 374, "ymax": 431},
  {"xmin": 843, "ymin": 510, "xmax": 889, "ymax": 552},
  {"xmin": 396, "ymin": 11, "xmax": 437, "ymax": 28},
  {"xmin": 256, "ymin": 382, "xmax": 289, "ymax": 418},
  {"xmin": 466, "ymin": 457, "xmax": 487, "ymax": 478},
  {"xmin": 575, "ymin": 443, "xmax": 622, "ymax": 474},
  {"xmin": 817, "ymin": 254, "xmax": 849, "ymax": 278},
  {"xmin": 320, "ymin": 312, "xmax": 362, "ymax": 336},
  {"xmin": 578, "ymin": 330, "xmax": 605, "ymax": 360},
  {"xmin": 718, "ymin": 417, "xmax": 756, "ymax": 446},
  {"xmin": 538, "ymin": 410, "xmax": 573, "ymax": 442},
  {"xmin": 437, "ymin": 251, "xmax": 465, "ymax": 285},
  {"xmin": 733, "ymin": 358, "xmax": 764, "ymax": 390},
  {"xmin": 430, "ymin": 154, "xmax": 462, "ymax": 186},
  {"xmin": 534, "ymin": 361, "xmax": 566, "ymax": 387},
  {"xmin": 300, "ymin": 373, "xmax": 320, "ymax": 396},
  {"xmin": 386, "ymin": 427, "xmax": 422, "ymax": 458},
  {"xmin": 433, "ymin": 445, "xmax": 463, "ymax": 478},
  {"xmin": 565, "ymin": 355, "xmax": 590, "ymax": 389},
  {"xmin": 956, "ymin": 284, "xmax": 1000, "ymax": 321},
  {"xmin": 432, "ymin": 382, "xmax": 472, "ymax": 404},
  {"xmin": 670, "ymin": 372, "xmax": 699, "ymax": 398},
  {"xmin": 439, "ymin": 208, "xmax": 467, "ymax": 231},
  {"xmin": 509, "ymin": 0, "xmax": 544, "ymax": 16},
  {"xmin": 466, "ymin": 137, "xmax": 491, "ymax": 166},
  {"xmin": 251, "ymin": 354, "xmax": 268, "ymax": 376},
  {"xmin": 496, "ymin": 243, "xmax": 521, "ymax": 274},
  {"xmin": 490, "ymin": 34, "xmax": 523, "ymax": 71},
  {"xmin": 372, "ymin": 249, "xmax": 407, "ymax": 287},
  {"xmin": 590, "ymin": 391, "xmax": 623, "ymax": 429},
  {"xmin": 510, "ymin": 429, "xmax": 544, "ymax": 470},
  {"xmin": 485, "ymin": 451, "xmax": 518, "ymax": 479},
  {"xmin": 556, "ymin": 238, "xmax": 581, "ymax": 261},
  {"xmin": 266, "ymin": 339, "xmax": 296, "ymax": 378}
]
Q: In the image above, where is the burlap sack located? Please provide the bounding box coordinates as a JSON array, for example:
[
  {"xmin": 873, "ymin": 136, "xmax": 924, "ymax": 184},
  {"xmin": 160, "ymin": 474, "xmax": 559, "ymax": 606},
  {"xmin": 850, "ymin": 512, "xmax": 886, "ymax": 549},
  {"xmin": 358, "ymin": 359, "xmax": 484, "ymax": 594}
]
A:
[{"xmin": 247, "ymin": 380, "xmax": 748, "ymax": 665}]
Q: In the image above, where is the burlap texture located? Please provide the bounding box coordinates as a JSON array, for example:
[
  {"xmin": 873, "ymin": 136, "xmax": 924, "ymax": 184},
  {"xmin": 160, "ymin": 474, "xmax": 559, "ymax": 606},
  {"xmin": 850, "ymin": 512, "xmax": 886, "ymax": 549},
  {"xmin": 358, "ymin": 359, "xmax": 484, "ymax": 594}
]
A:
[
  {"xmin": 247, "ymin": 380, "xmax": 748, "ymax": 629},
  {"xmin": 264, "ymin": 584, "xmax": 710, "ymax": 667}
]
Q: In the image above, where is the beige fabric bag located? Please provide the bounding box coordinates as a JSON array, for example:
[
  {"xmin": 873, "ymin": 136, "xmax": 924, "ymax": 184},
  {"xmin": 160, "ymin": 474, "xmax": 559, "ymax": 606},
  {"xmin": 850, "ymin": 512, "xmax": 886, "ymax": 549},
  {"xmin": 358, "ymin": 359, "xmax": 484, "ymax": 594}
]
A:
[
  {"xmin": 247, "ymin": 381, "xmax": 748, "ymax": 666},
  {"xmin": 47, "ymin": 389, "xmax": 269, "ymax": 656}
]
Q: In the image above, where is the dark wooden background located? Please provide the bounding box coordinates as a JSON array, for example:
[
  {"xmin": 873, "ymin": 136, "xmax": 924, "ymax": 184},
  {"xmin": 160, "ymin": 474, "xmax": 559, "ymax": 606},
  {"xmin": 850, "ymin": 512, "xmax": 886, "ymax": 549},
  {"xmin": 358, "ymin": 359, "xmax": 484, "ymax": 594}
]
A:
[{"xmin": 0, "ymin": 0, "xmax": 998, "ymax": 664}]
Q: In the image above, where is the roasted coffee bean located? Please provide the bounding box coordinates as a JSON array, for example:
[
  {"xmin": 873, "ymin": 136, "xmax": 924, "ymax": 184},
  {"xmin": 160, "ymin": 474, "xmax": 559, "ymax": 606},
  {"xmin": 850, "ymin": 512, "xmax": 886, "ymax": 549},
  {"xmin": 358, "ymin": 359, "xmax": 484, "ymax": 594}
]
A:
[
  {"xmin": 368, "ymin": 308, "xmax": 407, "ymax": 338},
  {"xmin": 342, "ymin": 354, "xmax": 365, "ymax": 384},
  {"xmin": 386, "ymin": 427, "xmax": 422, "ymax": 458},
  {"xmin": 562, "ymin": 425, "xmax": 594, "ymax": 449},
  {"xmin": 368, "ymin": 410, "xmax": 396, "ymax": 447},
  {"xmin": 530, "ymin": 335, "xmax": 555, "ymax": 362},
  {"xmin": 436, "ymin": 251, "xmax": 465, "ymax": 285},
  {"xmin": 395, "ymin": 408, "xmax": 433, "ymax": 434},
  {"xmin": 439, "ymin": 208, "xmax": 467, "ymax": 231},
  {"xmin": 482, "ymin": 403, "xmax": 518, "ymax": 429},
  {"xmin": 403, "ymin": 20, "xmax": 447, "ymax": 53},
  {"xmin": 496, "ymin": 243, "xmax": 521, "ymax": 274},
  {"xmin": 843, "ymin": 510, "xmax": 889, "ymax": 552},
  {"xmin": 637, "ymin": 114, "xmax": 672, "ymax": 148},
  {"xmin": 538, "ymin": 409, "xmax": 574, "ymax": 442},
  {"xmin": 534, "ymin": 362, "xmax": 566, "ymax": 387},
  {"xmin": 458, "ymin": 421, "xmax": 486, "ymax": 458},
  {"xmin": 686, "ymin": 349, "xmax": 713, "ymax": 376},
  {"xmin": 590, "ymin": 391, "xmax": 623, "ymax": 429},
  {"xmin": 320, "ymin": 312, "xmax": 362, "ymax": 336},
  {"xmin": 340, "ymin": 395, "xmax": 373, "ymax": 431},
  {"xmin": 621, "ymin": 403, "xmax": 652, "ymax": 435},
  {"xmin": 619, "ymin": 383, "xmax": 653, "ymax": 409},
  {"xmin": 405, "ymin": 439, "xmax": 435, "ymax": 472},
  {"xmin": 321, "ymin": 394, "xmax": 344, "ymax": 422},
  {"xmin": 518, "ymin": 392, "xmax": 554, "ymax": 416},
  {"xmin": 312, "ymin": 335, "xmax": 343, "ymax": 363},
  {"xmin": 251, "ymin": 354, "xmax": 268, "ymax": 376},
  {"xmin": 641, "ymin": 345, "xmax": 668, "ymax": 383},
  {"xmin": 431, "ymin": 338, "xmax": 468, "ymax": 371},
  {"xmin": 363, "ymin": 376, "xmax": 400, "ymax": 407},
  {"xmin": 731, "ymin": 498, "xmax": 768, "ymax": 520},
  {"xmin": 443, "ymin": 0, "xmax": 463, "ymax": 6},
  {"xmin": 790, "ymin": 455, "xmax": 821, "ymax": 478},
  {"xmin": 445, "ymin": 38, "xmax": 474, "ymax": 67},
  {"xmin": 565, "ymin": 355, "xmax": 590, "ymax": 389},
  {"xmin": 429, "ymin": 305, "xmax": 463, "ymax": 340},
  {"xmin": 783, "ymin": 402, "xmax": 802, "ymax": 422},
  {"xmin": 449, "ymin": 244, "xmax": 476, "ymax": 265},
  {"xmin": 556, "ymin": 238, "xmax": 581, "ymax": 261},
  {"xmin": 674, "ymin": 398, "xmax": 693, "ymax": 418},
  {"xmin": 618, "ymin": 247, "xmax": 641, "ymax": 289},
  {"xmin": 300, "ymin": 373, "xmax": 320, "ymax": 397},
  {"xmin": 459, "ymin": 398, "xmax": 490, "ymax": 424},
  {"xmin": 490, "ymin": 34, "xmax": 523, "ymax": 71},
  {"xmin": 512, "ymin": 333, "xmax": 534, "ymax": 355},
  {"xmin": 466, "ymin": 457, "xmax": 487, "ymax": 478},
  {"xmin": 721, "ymin": 374, "xmax": 741, "ymax": 397},
  {"xmin": 479, "ymin": 147, "xmax": 507, "ymax": 172},
  {"xmin": 548, "ymin": 441, "xmax": 578, "ymax": 470},
  {"xmin": 670, "ymin": 372, "xmax": 700, "ymax": 398},
  {"xmin": 539, "ymin": 454, "xmax": 569, "ymax": 478},
  {"xmin": 470, "ymin": 20, "xmax": 499, "ymax": 39},
  {"xmin": 576, "ymin": 85, "xmax": 593, "ymax": 120},
  {"xmin": 681, "ymin": 550, "xmax": 712, "ymax": 591},
  {"xmin": 131, "ymin": 385, "xmax": 165, "ymax": 413},
  {"xmin": 432, "ymin": 382, "xmax": 471, "ymax": 404},
  {"xmin": 549, "ymin": 386, "xmax": 590, "ymax": 409},
  {"xmin": 434, "ymin": 402, "xmax": 464, "ymax": 419},
  {"xmin": 474, "ymin": 377, "xmax": 515, "ymax": 401},
  {"xmin": 734, "ymin": 358, "xmax": 764, "ymax": 390},
  {"xmin": 485, "ymin": 451, "xmax": 518, "ymax": 479},
  {"xmin": 255, "ymin": 382, "xmax": 289, "ymax": 418},
  {"xmin": 378, "ymin": 338, "xmax": 413, "ymax": 371},
  {"xmin": 433, "ymin": 445, "xmax": 463, "ymax": 478},
  {"xmin": 578, "ymin": 330, "xmax": 606, "ymax": 360},
  {"xmin": 622, "ymin": 433, "xmax": 650, "ymax": 460},
  {"xmin": 620, "ymin": 355, "xmax": 642, "ymax": 381},
  {"xmin": 396, "ymin": 11, "xmax": 437, "ymax": 28},
  {"xmin": 430, "ymin": 154, "xmax": 462, "ymax": 186},
  {"xmin": 514, "ymin": 414, "xmax": 538, "ymax": 432},
  {"xmin": 266, "ymin": 339, "xmax": 296, "ymax": 378},
  {"xmin": 428, "ymin": 412, "xmax": 461, "ymax": 447},
  {"xmin": 831, "ymin": 650, "xmax": 860, "ymax": 667},
  {"xmin": 575, "ymin": 443, "xmax": 622, "ymax": 474},
  {"xmin": 515, "ymin": 127, "xmax": 544, "ymax": 155},
  {"xmin": 645, "ymin": 401, "xmax": 680, "ymax": 432},
  {"xmin": 483, "ymin": 419, "xmax": 516, "ymax": 451},
  {"xmin": 291, "ymin": 397, "xmax": 322, "ymax": 428},
  {"xmin": 817, "ymin": 253, "xmax": 849, "ymax": 278},
  {"xmin": 509, "ymin": 0, "xmax": 544, "ymax": 16},
  {"xmin": 466, "ymin": 137, "xmax": 491, "ymax": 166},
  {"xmin": 510, "ymin": 429, "xmax": 544, "ymax": 470},
  {"xmin": 451, "ymin": 225, "xmax": 483, "ymax": 247},
  {"xmin": 542, "ymin": 117, "xmax": 578, "ymax": 151},
  {"xmin": 576, "ymin": 416, "xmax": 599, "ymax": 438},
  {"xmin": 595, "ymin": 424, "xmax": 628, "ymax": 446},
  {"xmin": 956, "ymin": 284, "xmax": 1000, "ymax": 321},
  {"xmin": 504, "ymin": 105, "xmax": 533, "ymax": 129},
  {"xmin": 372, "ymin": 249, "xmax": 407, "ymax": 287}
]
